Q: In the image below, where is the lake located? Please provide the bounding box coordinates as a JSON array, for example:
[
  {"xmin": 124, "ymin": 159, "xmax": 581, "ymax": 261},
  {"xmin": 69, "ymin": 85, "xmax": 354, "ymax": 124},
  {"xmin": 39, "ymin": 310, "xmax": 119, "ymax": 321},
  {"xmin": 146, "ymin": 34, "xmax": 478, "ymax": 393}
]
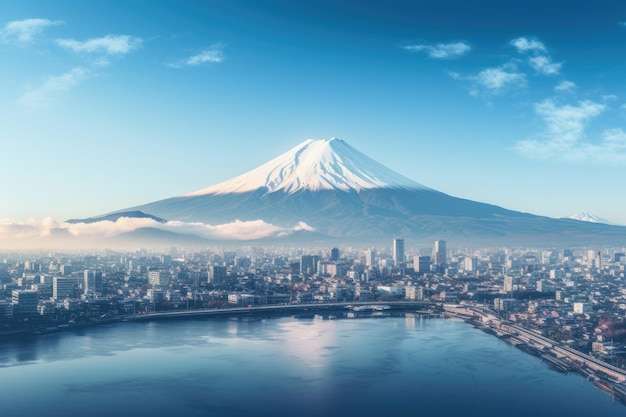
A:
[{"xmin": 0, "ymin": 314, "xmax": 623, "ymax": 417}]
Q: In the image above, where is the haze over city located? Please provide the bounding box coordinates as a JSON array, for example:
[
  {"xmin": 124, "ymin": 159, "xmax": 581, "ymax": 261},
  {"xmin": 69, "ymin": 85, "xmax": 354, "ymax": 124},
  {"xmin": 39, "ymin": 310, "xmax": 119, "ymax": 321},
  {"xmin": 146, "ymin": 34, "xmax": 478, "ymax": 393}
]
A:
[{"xmin": 2, "ymin": 0, "xmax": 626, "ymax": 237}]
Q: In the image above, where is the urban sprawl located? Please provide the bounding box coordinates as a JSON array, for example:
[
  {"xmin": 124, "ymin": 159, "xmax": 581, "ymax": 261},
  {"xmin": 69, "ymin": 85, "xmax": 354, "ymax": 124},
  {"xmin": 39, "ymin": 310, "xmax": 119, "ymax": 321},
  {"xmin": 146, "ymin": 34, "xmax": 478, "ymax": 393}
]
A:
[{"xmin": 3, "ymin": 239, "xmax": 626, "ymax": 402}]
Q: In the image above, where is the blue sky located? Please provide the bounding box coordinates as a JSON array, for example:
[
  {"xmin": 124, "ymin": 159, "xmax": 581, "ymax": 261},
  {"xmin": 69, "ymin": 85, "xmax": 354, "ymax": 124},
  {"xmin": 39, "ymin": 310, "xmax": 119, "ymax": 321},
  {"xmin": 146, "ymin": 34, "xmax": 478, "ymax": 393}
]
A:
[{"xmin": 1, "ymin": 0, "xmax": 626, "ymax": 226}]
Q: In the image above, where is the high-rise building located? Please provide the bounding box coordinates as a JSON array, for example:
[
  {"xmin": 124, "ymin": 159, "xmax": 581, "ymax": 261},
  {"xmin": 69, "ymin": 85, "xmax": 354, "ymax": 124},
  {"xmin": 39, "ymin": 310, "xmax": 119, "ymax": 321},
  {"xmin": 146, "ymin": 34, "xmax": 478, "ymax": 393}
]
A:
[
  {"xmin": 300, "ymin": 255, "xmax": 319, "ymax": 275},
  {"xmin": 84, "ymin": 269, "xmax": 103, "ymax": 296},
  {"xmin": 433, "ymin": 240, "xmax": 447, "ymax": 266},
  {"xmin": 53, "ymin": 277, "xmax": 75, "ymax": 300},
  {"xmin": 365, "ymin": 249, "xmax": 376, "ymax": 267},
  {"xmin": 463, "ymin": 257, "xmax": 477, "ymax": 272},
  {"xmin": 504, "ymin": 276, "xmax": 513, "ymax": 292},
  {"xmin": 12, "ymin": 290, "xmax": 38, "ymax": 315},
  {"xmin": 586, "ymin": 250, "xmax": 602, "ymax": 269},
  {"xmin": 414, "ymin": 255, "xmax": 431, "ymax": 274},
  {"xmin": 392, "ymin": 238, "xmax": 404, "ymax": 266},
  {"xmin": 208, "ymin": 266, "xmax": 227, "ymax": 284},
  {"xmin": 330, "ymin": 248, "xmax": 340, "ymax": 262}
]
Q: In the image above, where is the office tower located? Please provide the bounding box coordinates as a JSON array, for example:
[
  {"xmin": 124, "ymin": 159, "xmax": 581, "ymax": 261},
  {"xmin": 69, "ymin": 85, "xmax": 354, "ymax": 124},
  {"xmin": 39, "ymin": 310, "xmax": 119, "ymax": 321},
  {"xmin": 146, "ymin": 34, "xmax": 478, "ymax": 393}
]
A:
[
  {"xmin": 84, "ymin": 269, "xmax": 103, "ymax": 296},
  {"xmin": 393, "ymin": 238, "xmax": 404, "ymax": 266},
  {"xmin": 365, "ymin": 249, "xmax": 376, "ymax": 267},
  {"xmin": 433, "ymin": 240, "xmax": 447, "ymax": 266},
  {"xmin": 12, "ymin": 290, "xmax": 38, "ymax": 315},
  {"xmin": 300, "ymin": 255, "xmax": 312, "ymax": 274},
  {"xmin": 53, "ymin": 277, "xmax": 75, "ymax": 300},
  {"xmin": 330, "ymin": 248, "xmax": 340, "ymax": 262},
  {"xmin": 414, "ymin": 255, "xmax": 431, "ymax": 274},
  {"xmin": 464, "ymin": 257, "xmax": 477, "ymax": 272},
  {"xmin": 208, "ymin": 266, "xmax": 227, "ymax": 284},
  {"xmin": 300, "ymin": 255, "xmax": 319, "ymax": 275}
]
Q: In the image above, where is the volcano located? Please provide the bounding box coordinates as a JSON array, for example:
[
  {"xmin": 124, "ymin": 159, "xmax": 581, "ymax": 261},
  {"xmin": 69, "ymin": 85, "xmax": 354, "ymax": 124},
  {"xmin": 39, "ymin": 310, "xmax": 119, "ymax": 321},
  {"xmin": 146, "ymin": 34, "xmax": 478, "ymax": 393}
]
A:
[{"xmin": 93, "ymin": 137, "xmax": 625, "ymax": 245}]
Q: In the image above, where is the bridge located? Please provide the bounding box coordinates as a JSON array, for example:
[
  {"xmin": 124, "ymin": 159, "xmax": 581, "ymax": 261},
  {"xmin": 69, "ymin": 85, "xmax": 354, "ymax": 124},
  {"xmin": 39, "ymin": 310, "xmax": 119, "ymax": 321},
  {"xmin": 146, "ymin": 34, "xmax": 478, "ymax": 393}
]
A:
[{"xmin": 122, "ymin": 301, "xmax": 439, "ymax": 322}]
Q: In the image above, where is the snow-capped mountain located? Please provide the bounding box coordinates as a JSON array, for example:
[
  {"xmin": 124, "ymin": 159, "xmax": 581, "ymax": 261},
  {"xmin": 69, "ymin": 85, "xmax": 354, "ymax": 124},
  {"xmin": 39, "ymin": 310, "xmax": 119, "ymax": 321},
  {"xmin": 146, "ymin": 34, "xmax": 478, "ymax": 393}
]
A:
[
  {"xmin": 567, "ymin": 212, "xmax": 615, "ymax": 225},
  {"xmin": 82, "ymin": 137, "xmax": 626, "ymax": 245},
  {"xmin": 185, "ymin": 138, "xmax": 429, "ymax": 196}
]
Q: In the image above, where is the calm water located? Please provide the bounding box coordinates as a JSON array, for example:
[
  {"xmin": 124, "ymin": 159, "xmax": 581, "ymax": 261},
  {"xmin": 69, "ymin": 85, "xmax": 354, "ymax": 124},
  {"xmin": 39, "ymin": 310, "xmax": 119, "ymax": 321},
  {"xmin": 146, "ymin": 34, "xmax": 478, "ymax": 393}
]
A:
[{"xmin": 0, "ymin": 315, "xmax": 624, "ymax": 417}]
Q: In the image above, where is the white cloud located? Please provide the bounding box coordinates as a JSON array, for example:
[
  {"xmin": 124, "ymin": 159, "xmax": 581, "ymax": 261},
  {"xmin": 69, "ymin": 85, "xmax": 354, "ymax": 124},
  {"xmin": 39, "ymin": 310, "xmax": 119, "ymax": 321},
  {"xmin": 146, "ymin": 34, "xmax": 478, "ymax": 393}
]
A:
[
  {"xmin": 0, "ymin": 217, "xmax": 60, "ymax": 239},
  {"xmin": 528, "ymin": 55, "xmax": 561, "ymax": 75},
  {"xmin": 511, "ymin": 37, "xmax": 562, "ymax": 77},
  {"xmin": 403, "ymin": 41, "xmax": 471, "ymax": 59},
  {"xmin": 170, "ymin": 219, "xmax": 313, "ymax": 240},
  {"xmin": 476, "ymin": 66, "xmax": 526, "ymax": 92},
  {"xmin": 602, "ymin": 128, "xmax": 626, "ymax": 150},
  {"xmin": 535, "ymin": 99, "xmax": 605, "ymax": 144},
  {"xmin": 18, "ymin": 66, "xmax": 88, "ymax": 109},
  {"xmin": 451, "ymin": 64, "xmax": 526, "ymax": 96},
  {"xmin": 515, "ymin": 99, "xmax": 626, "ymax": 163},
  {"xmin": 170, "ymin": 44, "xmax": 225, "ymax": 68},
  {"xmin": 555, "ymin": 81, "xmax": 576, "ymax": 92},
  {"xmin": 62, "ymin": 217, "xmax": 157, "ymax": 237},
  {"xmin": 1, "ymin": 18, "xmax": 62, "ymax": 43},
  {"xmin": 0, "ymin": 217, "xmax": 315, "ymax": 241},
  {"xmin": 12, "ymin": 34, "xmax": 140, "ymax": 108},
  {"xmin": 162, "ymin": 219, "xmax": 293, "ymax": 240},
  {"xmin": 601, "ymin": 94, "xmax": 618, "ymax": 101},
  {"xmin": 510, "ymin": 37, "xmax": 547, "ymax": 53},
  {"xmin": 57, "ymin": 35, "xmax": 142, "ymax": 55}
]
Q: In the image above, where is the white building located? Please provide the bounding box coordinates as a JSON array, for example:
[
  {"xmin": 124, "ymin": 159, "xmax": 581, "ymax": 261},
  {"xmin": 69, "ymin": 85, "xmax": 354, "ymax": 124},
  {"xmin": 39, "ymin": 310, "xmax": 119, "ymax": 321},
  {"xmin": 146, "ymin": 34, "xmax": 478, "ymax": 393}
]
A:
[
  {"xmin": 463, "ymin": 257, "xmax": 477, "ymax": 272},
  {"xmin": 433, "ymin": 240, "xmax": 447, "ymax": 266},
  {"xmin": 392, "ymin": 239, "xmax": 404, "ymax": 266},
  {"xmin": 148, "ymin": 270, "xmax": 170, "ymax": 287},
  {"xmin": 573, "ymin": 302, "xmax": 592, "ymax": 314}
]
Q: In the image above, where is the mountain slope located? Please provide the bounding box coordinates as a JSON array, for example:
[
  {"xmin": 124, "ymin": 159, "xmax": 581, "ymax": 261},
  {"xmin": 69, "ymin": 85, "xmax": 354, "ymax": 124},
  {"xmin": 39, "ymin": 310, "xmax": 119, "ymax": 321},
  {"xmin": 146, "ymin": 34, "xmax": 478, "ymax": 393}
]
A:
[
  {"xmin": 66, "ymin": 211, "xmax": 167, "ymax": 224},
  {"xmin": 99, "ymin": 137, "xmax": 626, "ymax": 245},
  {"xmin": 185, "ymin": 138, "xmax": 429, "ymax": 196}
]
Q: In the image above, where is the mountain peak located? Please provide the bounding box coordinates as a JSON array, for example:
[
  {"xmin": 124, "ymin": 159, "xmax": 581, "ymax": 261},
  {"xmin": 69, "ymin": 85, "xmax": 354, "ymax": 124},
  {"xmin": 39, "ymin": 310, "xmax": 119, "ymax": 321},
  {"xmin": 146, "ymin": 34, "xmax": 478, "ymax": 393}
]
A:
[
  {"xmin": 566, "ymin": 212, "xmax": 615, "ymax": 225},
  {"xmin": 184, "ymin": 138, "xmax": 429, "ymax": 196}
]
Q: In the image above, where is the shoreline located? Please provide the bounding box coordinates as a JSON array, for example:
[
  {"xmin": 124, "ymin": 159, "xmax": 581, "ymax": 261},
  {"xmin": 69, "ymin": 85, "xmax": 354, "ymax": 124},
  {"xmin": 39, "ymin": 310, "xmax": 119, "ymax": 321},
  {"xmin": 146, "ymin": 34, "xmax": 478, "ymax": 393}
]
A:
[
  {"xmin": 3, "ymin": 301, "xmax": 626, "ymax": 406},
  {"xmin": 0, "ymin": 300, "xmax": 439, "ymax": 339},
  {"xmin": 453, "ymin": 307, "xmax": 626, "ymax": 406}
]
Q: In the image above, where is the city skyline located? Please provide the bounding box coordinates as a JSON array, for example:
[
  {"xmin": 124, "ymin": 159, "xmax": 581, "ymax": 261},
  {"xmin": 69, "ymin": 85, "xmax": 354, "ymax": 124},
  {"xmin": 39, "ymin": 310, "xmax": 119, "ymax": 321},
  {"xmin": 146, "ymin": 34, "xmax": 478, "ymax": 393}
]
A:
[{"xmin": 2, "ymin": 1, "xmax": 626, "ymax": 233}]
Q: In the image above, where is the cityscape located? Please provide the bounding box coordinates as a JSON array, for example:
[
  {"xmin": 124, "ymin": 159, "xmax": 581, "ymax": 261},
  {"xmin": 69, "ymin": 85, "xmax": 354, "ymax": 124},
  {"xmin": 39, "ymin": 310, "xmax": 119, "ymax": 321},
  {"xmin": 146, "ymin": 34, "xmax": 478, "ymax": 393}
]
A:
[
  {"xmin": 2, "ymin": 1, "xmax": 626, "ymax": 415},
  {"xmin": 3, "ymin": 238, "xmax": 626, "ymax": 403}
]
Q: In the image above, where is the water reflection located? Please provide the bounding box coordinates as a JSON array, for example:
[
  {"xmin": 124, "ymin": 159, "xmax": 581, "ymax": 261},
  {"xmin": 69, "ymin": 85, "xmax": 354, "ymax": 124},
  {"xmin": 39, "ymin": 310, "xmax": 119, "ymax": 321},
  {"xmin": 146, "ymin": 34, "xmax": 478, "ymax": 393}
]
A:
[{"xmin": 0, "ymin": 316, "xmax": 624, "ymax": 417}]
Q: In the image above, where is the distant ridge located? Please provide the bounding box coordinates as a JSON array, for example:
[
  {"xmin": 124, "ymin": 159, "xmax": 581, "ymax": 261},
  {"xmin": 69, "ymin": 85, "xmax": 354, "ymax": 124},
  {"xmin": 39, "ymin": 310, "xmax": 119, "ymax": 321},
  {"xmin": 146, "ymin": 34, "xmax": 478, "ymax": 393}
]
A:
[{"xmin": 67, "ymin": 211, "xmax": 167, "ymax": 224}]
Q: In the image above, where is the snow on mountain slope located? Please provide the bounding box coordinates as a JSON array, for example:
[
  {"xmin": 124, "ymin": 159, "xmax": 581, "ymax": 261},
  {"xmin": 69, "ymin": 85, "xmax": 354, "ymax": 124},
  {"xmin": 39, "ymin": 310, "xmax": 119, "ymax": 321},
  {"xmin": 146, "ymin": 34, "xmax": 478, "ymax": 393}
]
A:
[
  {"xmin": 567, "ymin": 212, "xmax": 614, "ymax": 225},
  {"xmin": 184, "ymin": 138, "xmax": 430, "ymax": 196}
]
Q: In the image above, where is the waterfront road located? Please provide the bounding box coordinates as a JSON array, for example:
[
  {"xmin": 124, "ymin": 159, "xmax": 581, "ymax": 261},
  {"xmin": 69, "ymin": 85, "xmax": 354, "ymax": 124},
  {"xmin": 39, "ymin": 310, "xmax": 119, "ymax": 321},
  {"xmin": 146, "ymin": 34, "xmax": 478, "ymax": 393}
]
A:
[{"xmin": 122, "ymin": 300, "xmax": 439, "ymax": 322}]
